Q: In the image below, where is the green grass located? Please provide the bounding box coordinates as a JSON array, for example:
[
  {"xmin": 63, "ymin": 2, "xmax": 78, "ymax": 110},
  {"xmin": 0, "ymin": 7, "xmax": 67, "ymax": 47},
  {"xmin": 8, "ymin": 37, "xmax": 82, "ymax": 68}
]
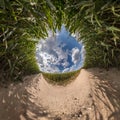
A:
[
  {"xmin": 63, "ymin": 0, "xmax": 120, "ymax": 69},
  {"xmin": 0, "ymin": 0, "xmax": 54, "ymax": 81},
  {"xmin": 42, "ymin": 69, "xmax": 80, "ymax": 85}
]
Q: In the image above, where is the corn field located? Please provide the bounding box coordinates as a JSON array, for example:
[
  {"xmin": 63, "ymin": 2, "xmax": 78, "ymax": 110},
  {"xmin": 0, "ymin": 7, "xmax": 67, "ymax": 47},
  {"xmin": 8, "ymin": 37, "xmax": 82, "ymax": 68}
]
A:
[
  {"xmin": 0, "ymin": 0, "xmax": 120, "ymax": 81},
  {"xmin": 42, "ymin": 69, "xmax": 80, "ymax": 84}
]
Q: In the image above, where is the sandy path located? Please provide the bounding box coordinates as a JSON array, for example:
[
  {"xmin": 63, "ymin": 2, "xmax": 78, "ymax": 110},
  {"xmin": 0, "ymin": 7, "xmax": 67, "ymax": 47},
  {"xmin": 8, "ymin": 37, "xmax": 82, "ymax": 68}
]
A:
[
  {"xmin": 26, "ymin": 69, "xmax": 92, "ymax": 118},
  {"xmin": 0, "ymin": 68, "xmax": 120, "ymax": 120}
]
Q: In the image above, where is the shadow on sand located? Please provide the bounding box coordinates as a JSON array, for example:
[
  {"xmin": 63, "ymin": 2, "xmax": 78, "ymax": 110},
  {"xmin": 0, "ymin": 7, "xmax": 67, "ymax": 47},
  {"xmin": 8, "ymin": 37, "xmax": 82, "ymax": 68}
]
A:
[
  {"xmin": 0, "ymin": 68, "xmax": 120, "ymax": 120},
  {"xmin": 86, "ymin": 68, "xmax": 120, "ymax": 120},
  {"xmin": 0, "ymin": 74, "xmax": 57, "ymax": 120}
]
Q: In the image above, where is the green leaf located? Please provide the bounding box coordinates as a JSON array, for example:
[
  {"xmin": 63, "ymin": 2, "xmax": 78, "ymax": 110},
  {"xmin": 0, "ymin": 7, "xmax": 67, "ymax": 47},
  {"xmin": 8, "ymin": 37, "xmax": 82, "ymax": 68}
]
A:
[
  {"xmin": 107, "ymin": 26, "xmax": 120, "ymax": 32},
  {"xmin": 111, "ymin": 6, "xmax": 120, "ymax": 17},
  {"xmin": 95, "ymin": 15, "xmax": 102, "ymax": 27}
]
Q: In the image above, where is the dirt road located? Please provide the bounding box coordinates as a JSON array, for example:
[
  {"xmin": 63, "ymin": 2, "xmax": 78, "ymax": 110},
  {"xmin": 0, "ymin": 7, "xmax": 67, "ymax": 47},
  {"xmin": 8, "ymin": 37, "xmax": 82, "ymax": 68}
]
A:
[{"xmin": 0, "ymin": 68, "xmax": 120, "ymax": 120}]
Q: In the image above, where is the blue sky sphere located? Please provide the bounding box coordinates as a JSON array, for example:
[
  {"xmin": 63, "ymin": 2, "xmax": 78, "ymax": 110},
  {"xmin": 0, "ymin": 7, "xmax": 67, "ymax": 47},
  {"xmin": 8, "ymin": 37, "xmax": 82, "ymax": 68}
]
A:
[{"xmin": 36, "ymin": 25, "xmax": 85, "ymax": 73}]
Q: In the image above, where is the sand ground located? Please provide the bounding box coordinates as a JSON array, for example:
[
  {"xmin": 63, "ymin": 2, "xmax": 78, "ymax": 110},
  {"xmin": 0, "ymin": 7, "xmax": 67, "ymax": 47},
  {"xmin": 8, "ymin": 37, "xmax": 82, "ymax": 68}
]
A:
[{"xmin": 0, "ymin": 68, "xmax": 120, "ymax": 120}]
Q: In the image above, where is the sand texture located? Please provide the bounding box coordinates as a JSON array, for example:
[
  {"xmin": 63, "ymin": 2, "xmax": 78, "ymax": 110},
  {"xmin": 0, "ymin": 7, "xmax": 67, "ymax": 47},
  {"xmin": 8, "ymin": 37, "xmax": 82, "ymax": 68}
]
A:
[{"xmin": 0, "ymin": 68, "xmax": 120, "ymax": 120}]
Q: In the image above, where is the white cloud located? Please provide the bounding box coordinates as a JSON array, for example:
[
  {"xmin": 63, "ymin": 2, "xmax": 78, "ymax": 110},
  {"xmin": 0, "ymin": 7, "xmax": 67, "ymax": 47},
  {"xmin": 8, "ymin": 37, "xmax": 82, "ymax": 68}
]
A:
[
  {"xmin": 36, "ymin": 25, "xmax": 84, "ymax": 73},
  {"xmin": 71, "ymin": 47, "xmax": 81, "ymax": 64}
]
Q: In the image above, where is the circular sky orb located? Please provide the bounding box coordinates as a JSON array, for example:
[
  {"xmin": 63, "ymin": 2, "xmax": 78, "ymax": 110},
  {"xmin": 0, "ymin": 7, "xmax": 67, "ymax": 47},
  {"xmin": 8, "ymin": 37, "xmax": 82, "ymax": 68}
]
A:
[{"xmin": 36, "ymin": 25, "xmax": 85, "ymax": 73}]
